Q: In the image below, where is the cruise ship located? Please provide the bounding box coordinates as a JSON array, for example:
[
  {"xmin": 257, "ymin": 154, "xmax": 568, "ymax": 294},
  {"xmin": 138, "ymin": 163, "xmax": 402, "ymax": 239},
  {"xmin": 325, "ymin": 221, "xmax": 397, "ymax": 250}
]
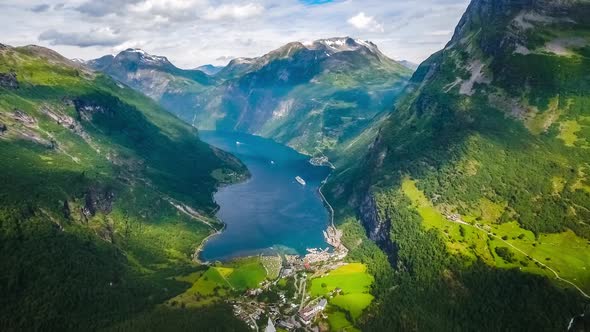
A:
[{"xmin": 295, "ymin": 176, "xmax": 306, "ymax": 186}]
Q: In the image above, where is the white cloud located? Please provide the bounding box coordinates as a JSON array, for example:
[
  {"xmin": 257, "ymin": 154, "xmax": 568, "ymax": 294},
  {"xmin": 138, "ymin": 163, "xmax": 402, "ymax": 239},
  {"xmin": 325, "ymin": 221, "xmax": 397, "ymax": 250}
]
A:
[
  {"xmin": 0, "ymin": 0, "xmax": 471, "ymax": 67},
  {"xmin": 347, "ymin": 12, "xmax": 384, "ymax": 33},
  {"xmin": 38, "ymin": 27, "xmax": 126, "ymax": 47},
  {"xmin": 216, "ymin": 55, "xmax": 236, "ymax": 61},
  {"xmin": 128, "ymin": 0, "xmax": 206, "ymax": 20},
  {"xmin": 204, "ymin": 3, "xmax": 264, "ymax": 21},
  {"xmin": 112, "ymin": 40, "xmax": 149, "ymax": 53}
]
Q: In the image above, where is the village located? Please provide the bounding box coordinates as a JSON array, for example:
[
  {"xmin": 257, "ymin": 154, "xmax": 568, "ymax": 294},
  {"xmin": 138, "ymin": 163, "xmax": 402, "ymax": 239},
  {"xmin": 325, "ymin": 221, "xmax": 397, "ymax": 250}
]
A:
[
  {"xmin": 309, "ymin": 156, "xmax": 335, "ymax": 169},
  {"xmin": 230, "ymin": 226, "xmax": 349, "ymax": 331}
]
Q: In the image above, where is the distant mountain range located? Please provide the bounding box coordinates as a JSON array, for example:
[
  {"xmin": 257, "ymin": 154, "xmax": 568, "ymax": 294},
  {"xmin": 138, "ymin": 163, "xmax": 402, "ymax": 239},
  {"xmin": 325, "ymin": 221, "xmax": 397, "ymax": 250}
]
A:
[
  {"xmin": 399, "ymin": 60, "xmax": 419, "ymax": 70},
  {"xmin": 87, "ymin": 37, "xmax": 413, "ymax": 156},
  {"xmin": 195, "ymin": 64, "xmax": 224, "ymax": 75}
]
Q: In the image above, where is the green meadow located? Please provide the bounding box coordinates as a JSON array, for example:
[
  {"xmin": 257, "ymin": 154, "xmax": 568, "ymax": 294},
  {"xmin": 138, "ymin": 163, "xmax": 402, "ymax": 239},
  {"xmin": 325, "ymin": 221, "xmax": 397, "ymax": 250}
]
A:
[
  {"xmin": 226, "ymin": 257, "xmax": 267, "ymax": 290},
  {"xmin": 167, "ymin": 256, "xmax": 269, "ymax": 308},
  {"xmin": 401, "ymin": 177, "xmax": 590, "ymax": 295},
  {"xmin": 310, "ymin": 263, "xmax": 373, "ymax": 296},
  {"xmin": 310, "ymin": 263, "xmax": 374, "ymax": 325}
]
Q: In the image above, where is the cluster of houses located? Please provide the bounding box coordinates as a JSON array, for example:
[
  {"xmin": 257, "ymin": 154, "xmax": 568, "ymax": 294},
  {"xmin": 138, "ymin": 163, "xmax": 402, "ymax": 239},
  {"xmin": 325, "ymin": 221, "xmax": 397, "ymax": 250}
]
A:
[
  {"xmin": 263, "ymin": 298, "xmax": 329, "ymax": 331},
  {"xmin": 298, "ymin": 298, "xmax": 328, "ymax": 325},
  {"xmin": 234, "ymin": 225, "xmax": 348, "ymax": 330}
]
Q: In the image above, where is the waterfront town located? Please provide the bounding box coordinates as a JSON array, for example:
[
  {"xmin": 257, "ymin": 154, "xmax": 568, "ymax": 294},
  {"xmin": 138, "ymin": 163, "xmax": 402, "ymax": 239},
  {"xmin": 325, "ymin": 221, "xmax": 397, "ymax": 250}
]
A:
[{"xmin": 230, "ymin": 225, "xmax": 350, "ymax": 331}]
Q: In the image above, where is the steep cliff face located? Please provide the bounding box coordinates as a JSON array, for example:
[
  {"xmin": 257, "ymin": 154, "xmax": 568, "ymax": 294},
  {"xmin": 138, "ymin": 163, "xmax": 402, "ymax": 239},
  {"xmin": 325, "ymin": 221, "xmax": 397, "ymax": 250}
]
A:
[
  {"xmin": 332, "ymin": 0, "xmax": 590, "ymax": 224},
  {"xmin": 358, "ymin": 193, "xmax": 398, "ymax": 264}
]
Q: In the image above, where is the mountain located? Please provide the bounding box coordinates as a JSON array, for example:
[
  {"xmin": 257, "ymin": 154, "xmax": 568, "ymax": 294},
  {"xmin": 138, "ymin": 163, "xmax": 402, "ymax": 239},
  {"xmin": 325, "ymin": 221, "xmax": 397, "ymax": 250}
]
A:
[
  {"xmin": 86, "ymin": 49, "xmax": 217, "ymax": 121},
  {"xmin": 196, "ymin": 64, "xmax": 224, "ymax": 75},
  {"xmin": 399, "ymin": 60, "xmax": 419, "ymax": 71},
  {"xmin": 90, "ymin": 38, "xmax": 413, "ymax": 157},
  {"xmin": 0, "ymin": 44, "xmax": 248, "ymax": 331},
  {"xmin": 197, "ymin": 37, "xmax": 413, "ymax": 156},
  {"xmin": 326, "ymin": 0, "xmax": 590, "ymax": 330}
]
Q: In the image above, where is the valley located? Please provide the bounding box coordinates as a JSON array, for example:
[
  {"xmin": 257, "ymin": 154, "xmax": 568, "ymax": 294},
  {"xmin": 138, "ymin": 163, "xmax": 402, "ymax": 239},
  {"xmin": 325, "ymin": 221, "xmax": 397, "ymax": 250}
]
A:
[
  {"xmin": 2, "ymin": 0, "xmax": 590, "ymax": 331},
  {"xmin": 159, "ymin": 234, "xmax": 363, "ymax": 332},
  {"xmin": 198, "ymin": 131, "xmax": 331, "ymax": 261}
]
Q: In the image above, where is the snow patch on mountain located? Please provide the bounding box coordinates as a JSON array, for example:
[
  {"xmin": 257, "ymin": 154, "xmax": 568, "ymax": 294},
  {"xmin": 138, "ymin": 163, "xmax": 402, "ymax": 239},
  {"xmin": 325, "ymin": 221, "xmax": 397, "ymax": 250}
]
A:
[
  {"xmin": 120, "ymin": 48, "xmax": 170, "ymax": 66},
  {"xmin": 310, "ymin": 37, "xmax": 380, "ymax": 54},
  {"xmin": 232, "ymin": 57, "xmax": 255, "ymax": 65}
]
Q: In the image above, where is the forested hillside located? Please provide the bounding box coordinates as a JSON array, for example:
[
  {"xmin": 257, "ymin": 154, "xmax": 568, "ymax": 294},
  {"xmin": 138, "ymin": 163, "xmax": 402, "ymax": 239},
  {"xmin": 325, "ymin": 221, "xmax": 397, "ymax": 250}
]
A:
[
  {"xmin": 0, "ymin": 43, "xmax": 248, "ymax": 331},
  {"xmin": 326, "ymin": 0, "xmax": 590, "ymax": 330}
]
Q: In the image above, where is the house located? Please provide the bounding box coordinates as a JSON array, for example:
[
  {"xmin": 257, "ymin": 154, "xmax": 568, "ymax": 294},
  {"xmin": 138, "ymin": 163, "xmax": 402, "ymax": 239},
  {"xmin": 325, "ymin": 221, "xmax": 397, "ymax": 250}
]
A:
[
  {"xmin": 298, "ymin": 299, "xmax": 328, "ymax": 325},
  {"xmin": 278, "ymin": 320, "xmax": 295, "ymax": 330}
]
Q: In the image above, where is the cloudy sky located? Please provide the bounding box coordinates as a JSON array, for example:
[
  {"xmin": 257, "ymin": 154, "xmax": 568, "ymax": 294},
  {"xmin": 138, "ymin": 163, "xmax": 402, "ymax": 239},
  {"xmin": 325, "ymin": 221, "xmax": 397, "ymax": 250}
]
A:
[{"xmin": 0, "ymin": 0, "xmax": 470, "ymax": 68}]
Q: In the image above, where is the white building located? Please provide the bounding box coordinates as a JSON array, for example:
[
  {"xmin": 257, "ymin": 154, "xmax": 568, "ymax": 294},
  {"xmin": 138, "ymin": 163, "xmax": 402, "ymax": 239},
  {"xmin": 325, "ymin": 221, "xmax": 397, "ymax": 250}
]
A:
[{"xmin": 265, "ymin": 318, "xmax": 277, "ymax": 332}]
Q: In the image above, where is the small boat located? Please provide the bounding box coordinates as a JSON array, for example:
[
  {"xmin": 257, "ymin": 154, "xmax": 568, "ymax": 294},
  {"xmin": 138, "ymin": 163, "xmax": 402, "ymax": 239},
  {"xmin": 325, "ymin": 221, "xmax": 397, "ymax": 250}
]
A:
[
  {"xmin": 270, "ymin": 160, "xmax": 275, "ymax": 165},
  {"xmin": 295, "ymin": 176, "xmax": 306, "ymax": 186},
  {"xmin": 236, "ymin": 141, "xmax": 243, "ymax": 146}
]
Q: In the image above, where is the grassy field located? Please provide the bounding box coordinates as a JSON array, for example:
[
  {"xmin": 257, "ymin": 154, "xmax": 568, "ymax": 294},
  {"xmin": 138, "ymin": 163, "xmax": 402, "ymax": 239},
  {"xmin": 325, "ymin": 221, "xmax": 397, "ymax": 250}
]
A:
[
  {"xmin": 327, "ymin": 310, "xmax": 361, "ymax": 332},
  {"xmin": 497, "ymin": 223, "xmax": 590, "ymax": 292},
  {"xmin": 559, "ymin": 120, "xmax": 584, "ymax": 146},
  {"xmin": 401, "ymin": 177, "xmax": 590, "ymax": 295},
  {"xmin": 330, "ymin": 294, "xmax": 374, "ymax": 319},
  {"xmin": 226, "ymin": 257, "xmax": 267, "ymax": 290},
  {"xmin": 309, "ymin": 263, "xmax": 374, "ymax": 325},
  {"xmin": 310, "ymin": 263, "xmax": 373, "ymax": 296},
  {"xmin": 166, "ymin": 256, "xmax": 270, "ymax": 308},
  {"xmin": 167, "ymin": 268, "xmax": 233, "ymax": 308}
]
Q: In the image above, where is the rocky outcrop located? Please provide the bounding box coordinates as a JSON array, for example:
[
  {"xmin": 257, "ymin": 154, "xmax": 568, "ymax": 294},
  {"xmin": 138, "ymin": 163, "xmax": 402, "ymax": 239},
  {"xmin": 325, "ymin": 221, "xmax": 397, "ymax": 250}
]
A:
[
  {"xmin": 13, "ymin": 110, "xmax": 36, "ymax": 126},
  {"xmin": 449, "ymin": 0, "xmax": 584, "ymax": 57},
  {"xmin": 62, "ymin": 200, "xmax": 71, "ymax": 220},
  {"xmin": 0, "ymin": 72, "xmax": 18, "ymax": 89},
  {"xmin": 97, "ymin": 221, "xmax": 115, "ymax": 243},
  {"xmin": 82, "ymin": 187, "xmax": 115, "ymax": 218},
  {"xmin": 42, "ymin": 106, "xmax": 76, "ymax": 128},
  {"xmin": 73, "ymin": 99, "xmax": 110, "ymax": 121},
  {"xmin": 359, "ymin": 193, "xmax": 398, "ymax": 265}
]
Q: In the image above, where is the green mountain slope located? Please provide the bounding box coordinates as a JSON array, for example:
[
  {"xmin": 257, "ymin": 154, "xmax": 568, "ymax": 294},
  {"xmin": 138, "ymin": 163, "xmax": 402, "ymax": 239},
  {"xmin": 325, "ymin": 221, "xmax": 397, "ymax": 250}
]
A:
[
  {"xmin": 0, "ymin": 44, "xmax": 248, "ymax": 331},
  {"xmin": 87, "ymin": 49, "xmax": 217, "ymax": 122},
  {"xmin": 90, "ymin": 38, "xmax": 412, "ymax": 157},
  {"xmin": 327, "ymin": 0, "xmax": 590, "ymax": 330},
  {"xmin": 199, "ymin": 37, "xmax": 413, "ymax": 157}
]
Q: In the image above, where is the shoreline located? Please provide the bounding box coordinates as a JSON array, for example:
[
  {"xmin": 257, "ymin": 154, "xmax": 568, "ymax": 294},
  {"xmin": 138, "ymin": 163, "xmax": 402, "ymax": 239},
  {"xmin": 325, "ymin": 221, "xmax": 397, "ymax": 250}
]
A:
[
  {"xmin": 318, "ymin": 172, "xmax": 335, "ymax": 228},
  {"xmin": 193, "ymin": 223, "xmax": 225, "ymax": 265},
  {"xmin": 195, "ymin": 170, "xmax": 337, "ymax": 265},
  {"xmin": 194, "ymin": 134, "xmax": 336, "ymax": 264}
]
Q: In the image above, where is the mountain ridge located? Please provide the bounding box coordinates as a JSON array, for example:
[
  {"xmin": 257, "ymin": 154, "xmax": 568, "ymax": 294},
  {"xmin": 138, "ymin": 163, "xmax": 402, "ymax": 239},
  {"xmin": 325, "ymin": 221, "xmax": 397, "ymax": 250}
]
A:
[
  {"xmin": 88, "ymin": 37, "xmax": 412, "ymax": 157},
  {"xmin": 325, "ymin": 0, "xmax": 590, "ymax": 330}
]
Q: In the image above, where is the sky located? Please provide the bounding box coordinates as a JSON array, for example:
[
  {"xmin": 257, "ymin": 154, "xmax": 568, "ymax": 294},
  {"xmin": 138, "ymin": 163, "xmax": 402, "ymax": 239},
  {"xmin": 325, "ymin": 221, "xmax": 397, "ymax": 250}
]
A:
[{"xmin": 0, "ymin": 0, "xmax": 470, "ymax": 69}]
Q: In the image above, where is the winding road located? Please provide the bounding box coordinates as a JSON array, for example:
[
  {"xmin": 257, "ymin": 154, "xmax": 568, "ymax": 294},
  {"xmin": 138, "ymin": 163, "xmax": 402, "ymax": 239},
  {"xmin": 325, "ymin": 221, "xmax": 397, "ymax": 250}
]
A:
[{"xmin": 447, "ymin": 218, "xmax": 590, "ymax": 299}]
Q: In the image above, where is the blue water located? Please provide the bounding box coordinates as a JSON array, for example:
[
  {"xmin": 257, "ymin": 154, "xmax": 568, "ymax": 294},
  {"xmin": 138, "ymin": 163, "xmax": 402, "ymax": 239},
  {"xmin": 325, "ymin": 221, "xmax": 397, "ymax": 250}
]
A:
[{"xmin": 199, "ymin": 131, "xmax": 331, "ymax": 261}]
